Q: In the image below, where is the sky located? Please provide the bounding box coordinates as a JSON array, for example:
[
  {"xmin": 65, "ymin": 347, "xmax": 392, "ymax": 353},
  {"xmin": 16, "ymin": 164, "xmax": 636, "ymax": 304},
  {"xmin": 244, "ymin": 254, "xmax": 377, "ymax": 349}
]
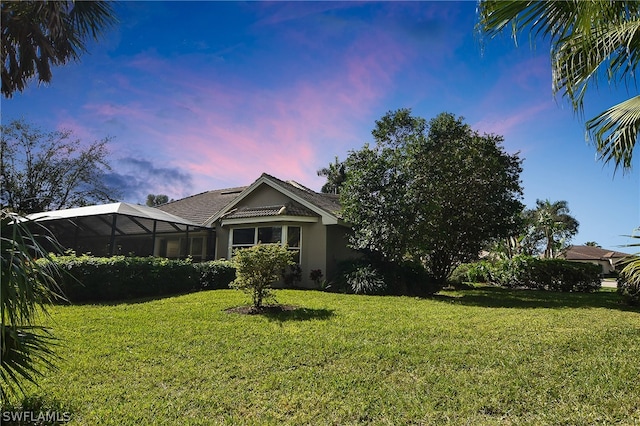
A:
[{"xmin": 3, "ymin": 1, "xmax": 639, "ymax": 251}]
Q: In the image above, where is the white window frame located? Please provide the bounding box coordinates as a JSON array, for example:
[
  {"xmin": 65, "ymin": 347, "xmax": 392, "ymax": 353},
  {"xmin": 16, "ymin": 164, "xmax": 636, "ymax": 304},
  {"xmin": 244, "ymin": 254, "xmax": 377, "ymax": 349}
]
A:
[{"xmin": 229, "ymin": 225, "xmax": 302, "ymax": 260}]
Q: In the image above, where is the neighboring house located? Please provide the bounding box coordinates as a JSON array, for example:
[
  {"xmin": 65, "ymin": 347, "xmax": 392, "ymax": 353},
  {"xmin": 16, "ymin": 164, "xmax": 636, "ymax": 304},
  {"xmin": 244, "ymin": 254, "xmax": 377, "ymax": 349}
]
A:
[
  {"xmin": 561, "ymin": 245, "xmax": 631, "ymax": 274},
  {"xmin": 28, "ymin": 173, "xmax": 358, "ymax": 288}
]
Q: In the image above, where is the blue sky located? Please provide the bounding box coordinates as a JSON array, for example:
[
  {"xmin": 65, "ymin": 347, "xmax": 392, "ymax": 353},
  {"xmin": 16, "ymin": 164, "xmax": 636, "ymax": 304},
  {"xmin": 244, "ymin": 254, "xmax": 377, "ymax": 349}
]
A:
[{"xmin": 4, "ymin": 1, "xmax": 639, "ymax": 250}]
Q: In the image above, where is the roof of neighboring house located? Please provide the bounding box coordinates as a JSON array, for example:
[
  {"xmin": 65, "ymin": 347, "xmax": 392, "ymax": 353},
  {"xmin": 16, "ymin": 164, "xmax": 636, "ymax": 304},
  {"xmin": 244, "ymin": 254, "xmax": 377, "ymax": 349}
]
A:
[
  {"xmin": 563, "ymin": 245, "xmax": 630, "ymax": 261},
  {"xmin": 158, "ymin": 173, "xmax": 343, "ymax": 226},
  {"xmin": 157, "ymin": 186, "xmax": 247, "ymax": 225}
]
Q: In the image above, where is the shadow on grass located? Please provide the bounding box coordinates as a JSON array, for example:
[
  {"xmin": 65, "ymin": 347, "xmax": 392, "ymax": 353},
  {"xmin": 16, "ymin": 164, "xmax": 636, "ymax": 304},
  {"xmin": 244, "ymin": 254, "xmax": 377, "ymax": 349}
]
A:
[
  {"xmin": 225, "ymin": 305, "xmax": 335, "ymax": 321},
  {"xmin": 56, "ymin": 289, "xmax": 220, "ymax": 306},
  {"xmin": 434, "ymin": 286, "xmax": 639, "ymax": 312}
]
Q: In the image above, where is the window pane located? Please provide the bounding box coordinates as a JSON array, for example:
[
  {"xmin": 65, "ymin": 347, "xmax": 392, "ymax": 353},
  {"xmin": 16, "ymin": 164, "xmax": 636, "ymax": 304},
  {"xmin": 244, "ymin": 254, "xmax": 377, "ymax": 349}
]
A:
[
  {"xmin": 258, "ymin": 226, "xmax": 282, "ymax": 244},
  {"xmin": 287, "ymin": 226, "xmax": 301, "ymax": 248},
  {"xmin": 233, "ymin": 228, "xmax": 255, "ymax": 245},
  {"xmin": 191, "ymin": 237, "xmax": 203, "ymax": 256}
]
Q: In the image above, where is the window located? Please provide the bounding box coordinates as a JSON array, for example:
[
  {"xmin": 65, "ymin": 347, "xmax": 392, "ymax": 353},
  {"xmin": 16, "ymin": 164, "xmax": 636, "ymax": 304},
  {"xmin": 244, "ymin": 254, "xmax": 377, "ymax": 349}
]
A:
[{"xmin": 230, "ymin": 225, "xmax": 301, "ymax": 262}]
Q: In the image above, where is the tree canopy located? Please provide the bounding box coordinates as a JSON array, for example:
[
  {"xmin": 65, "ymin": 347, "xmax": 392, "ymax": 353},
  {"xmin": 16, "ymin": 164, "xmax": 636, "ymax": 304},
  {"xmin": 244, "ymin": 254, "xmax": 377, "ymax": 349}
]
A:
[
  {"xmin": 477, "ymin": 1, "xmax": 640, "ymax": 172},
  {"xmin": 1, "ymin": 0, "xmax": 116, "ymax": 97},
  {"xmin": 0, "ymin": 119, "xmax": 119, "ymax": 214},
  {"xmin": 341, "ymin": 109, "xmax": 524, "ymax": 284}
]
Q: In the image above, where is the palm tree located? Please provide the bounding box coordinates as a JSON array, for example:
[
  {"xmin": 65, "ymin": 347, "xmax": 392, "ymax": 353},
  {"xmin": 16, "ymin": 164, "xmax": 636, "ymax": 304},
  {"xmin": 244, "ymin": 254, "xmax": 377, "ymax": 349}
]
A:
[
  {"xmin": 2, "ymin": 1, "xmax": 116, "ymax": 98},
  {"xmin": 585, "ymin": 241, "xmax": 601, "ymax": 248},
  {"xmin": 1, "ymin": 211, "xmax": 64, "ymax": 401},
  {"xmin": 527, "ymin": 199, "xmax": 579, "ymax": 259},
  {"xmin": 317, "ymin": 156, "xmax": 346, "ymax": 195},
  {"xmin": 477, "ymin": 1, "xmax": 640, "ymax": 172}
]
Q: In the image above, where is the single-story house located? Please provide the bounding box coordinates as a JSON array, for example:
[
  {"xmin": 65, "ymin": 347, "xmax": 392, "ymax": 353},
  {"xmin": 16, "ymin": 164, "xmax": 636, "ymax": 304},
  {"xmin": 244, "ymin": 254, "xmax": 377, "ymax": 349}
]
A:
[
  {"xmin": 28, "ymin": 173, "xmax": 358, "ymax": 287},
  {"xmin": 560, "ymin": 245, "xmax": 631, "ymax": 274}
]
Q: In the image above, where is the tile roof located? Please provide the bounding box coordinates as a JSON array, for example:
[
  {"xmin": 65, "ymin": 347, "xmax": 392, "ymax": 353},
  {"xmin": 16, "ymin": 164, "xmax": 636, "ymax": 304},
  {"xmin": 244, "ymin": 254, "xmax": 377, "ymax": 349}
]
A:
[
  {"xmin": 156, "ymin": 173, "xmax": 343, "ymax": 226},
  {"xmin": 223, "ymin": 203, "xmax": 317, "ymax": 219},
  {"xmin": 260, "ymin": 173, "xmax": 342, "ymax": 218},
  {"xmin": 157, "ymin": 186, "xmax": 246, "ymax": 225}
]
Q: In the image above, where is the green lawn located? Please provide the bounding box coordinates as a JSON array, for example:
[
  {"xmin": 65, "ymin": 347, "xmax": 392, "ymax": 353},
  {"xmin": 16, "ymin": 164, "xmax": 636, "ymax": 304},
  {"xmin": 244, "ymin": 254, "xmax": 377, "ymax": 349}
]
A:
[{"xmin": 6, "ymin": 287, "xmax": 640, "ymax": 425}]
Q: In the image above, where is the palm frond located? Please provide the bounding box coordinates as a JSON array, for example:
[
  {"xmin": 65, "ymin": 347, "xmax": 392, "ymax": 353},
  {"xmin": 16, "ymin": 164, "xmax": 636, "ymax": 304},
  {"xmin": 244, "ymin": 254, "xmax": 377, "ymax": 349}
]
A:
[
  {"xmin": 0, "ymin": 325, "xmax": 58, "ymax": 400},
  {"xmin": 0, "ymin": 209, "xmax": 64, "ymax": 402},
  {"xmin": 586, "ymin": 95, "xmax": 640, "ymax": 171},
  {"xmin": 554, "ymin": 18, "xmax": 640, "ymax": 112}
]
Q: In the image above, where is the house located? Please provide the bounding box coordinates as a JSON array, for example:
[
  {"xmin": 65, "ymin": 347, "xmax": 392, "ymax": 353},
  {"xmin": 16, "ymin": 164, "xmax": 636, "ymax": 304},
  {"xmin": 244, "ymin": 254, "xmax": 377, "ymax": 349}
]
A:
[
  {"xmin": 561, "ymin": 245, "xmax": 631, "ymax": 275},
  {"xmin": 28, "ymin": 173, "xmax": 358, "ymax": 288}
]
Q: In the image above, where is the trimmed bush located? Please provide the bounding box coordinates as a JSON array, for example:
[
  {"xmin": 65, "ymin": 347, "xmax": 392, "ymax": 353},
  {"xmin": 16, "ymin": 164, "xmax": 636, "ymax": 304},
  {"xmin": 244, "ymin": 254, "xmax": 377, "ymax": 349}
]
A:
[
  {"xmin": 44, "ymin": 255, "xmax": 236, "ymax": 303},
  {"xmin": 193, "ymin": 260, "xmax": 236, "ymax": 290},
  {"xmin": 486, "ymin": 255, "xmax": 601, "ymax": 292}
]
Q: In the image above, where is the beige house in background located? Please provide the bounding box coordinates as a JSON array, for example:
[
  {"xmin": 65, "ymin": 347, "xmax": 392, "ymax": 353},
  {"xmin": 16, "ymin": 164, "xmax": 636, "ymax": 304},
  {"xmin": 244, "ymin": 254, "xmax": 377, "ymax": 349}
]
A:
[
  {"xmin": 156, "ymin": 173, "xmax": 356, "ymax": 287},
  {"xmin": 28, "ymin": 173, "xmax": 357, "ymax": 288},
  {"xmin": 561, "ymin": 245, "xmax": 630, "ymax": 275}
]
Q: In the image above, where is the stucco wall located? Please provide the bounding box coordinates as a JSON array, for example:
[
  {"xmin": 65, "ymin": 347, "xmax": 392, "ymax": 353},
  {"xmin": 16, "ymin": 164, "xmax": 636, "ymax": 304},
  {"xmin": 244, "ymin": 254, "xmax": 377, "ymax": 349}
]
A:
[{"xmin": 326, "ymin": 225, "xmax": 360, "ymax": 280}]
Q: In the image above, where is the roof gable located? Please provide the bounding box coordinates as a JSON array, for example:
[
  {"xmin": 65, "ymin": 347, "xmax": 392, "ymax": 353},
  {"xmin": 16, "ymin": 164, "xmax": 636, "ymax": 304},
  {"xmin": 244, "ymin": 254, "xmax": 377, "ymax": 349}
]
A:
[{"xmin": 206, "ymin": 173, "xmax": 343, "ymax": 226}]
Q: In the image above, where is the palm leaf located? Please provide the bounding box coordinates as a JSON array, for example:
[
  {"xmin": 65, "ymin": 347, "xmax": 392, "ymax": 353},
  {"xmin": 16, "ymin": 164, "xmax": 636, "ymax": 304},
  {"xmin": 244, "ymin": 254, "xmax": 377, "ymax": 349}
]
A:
[
  {"xmin": 0, "ymin": 325, "xmax": 58, "ymax": 401},
  {"xmin": 0, "ymin": 210, "xmax": 65, "ymax": 401},
  {"xmin": 586, "ymin": 96, "xmax": 640, "ymax": 171}
]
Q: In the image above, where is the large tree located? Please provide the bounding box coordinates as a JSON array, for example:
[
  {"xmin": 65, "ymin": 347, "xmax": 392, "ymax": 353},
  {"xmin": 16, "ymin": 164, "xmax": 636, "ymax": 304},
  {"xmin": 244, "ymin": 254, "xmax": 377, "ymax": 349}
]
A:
[
  {"xmin": 2, "ymin": 0, "xmax": 116, "ymax": 98},
  {"xmin": 341, "ymin": 109, "xmax": 524, "ymax": 284},
  {"xmin": 477, "ymin": 1, "xmax": 640, "ymax": 171},
  {"xmin": 0, "ymin": 119, "xmax": 119, "ymax": 214}
]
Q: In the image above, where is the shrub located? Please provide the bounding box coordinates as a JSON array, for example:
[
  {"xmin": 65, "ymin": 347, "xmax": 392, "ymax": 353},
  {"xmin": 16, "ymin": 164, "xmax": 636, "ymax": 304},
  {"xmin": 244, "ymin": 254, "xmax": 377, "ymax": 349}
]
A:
[
  {"xmin": 281, "ymin": 264, "xmax": 302, "ymax": 288},
  {"xmin": 335, "ymin": 258, "xmax": 440, "ymax": 296},
  {"xmin": 345, "ymin": 264, "xmax": 386, "ymax": 295},
  {"xmin": 46, "ymin": 254, "xmax": 202, "ymax": 302},
  {"xmin": 231, "ymin": 244, "xmax": 294, "ymax": 309},
  {"xmin": 193, "ymin": 260, "xmax": 236, "ymax": 289},
  {"xmin": 486, "ymin": 255, "xmax": 601, "ymax": 292},
  {"xmin": 449, "ymin": 261, "xmax": 491, "ymax": 285},
  {"xmin": 617, "ymin": 274, "xmax": 640, "ymax": 306}
]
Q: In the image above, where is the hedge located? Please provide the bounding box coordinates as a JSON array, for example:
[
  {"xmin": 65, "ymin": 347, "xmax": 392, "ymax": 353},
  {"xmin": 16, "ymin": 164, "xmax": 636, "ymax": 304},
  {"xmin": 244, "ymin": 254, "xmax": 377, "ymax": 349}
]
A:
[
  {"xmin": 453, "ymin": 256, "xmax": 602, "ymax": 292},
  {"xmin": 42, "ymin": 255, "xmax": 236, "ymax": 303}
]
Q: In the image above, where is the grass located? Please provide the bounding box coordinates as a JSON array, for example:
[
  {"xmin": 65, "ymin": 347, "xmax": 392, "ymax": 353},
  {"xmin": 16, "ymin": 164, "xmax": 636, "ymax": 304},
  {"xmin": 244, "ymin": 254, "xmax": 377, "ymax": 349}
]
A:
[{"xmin": 4, "ymin": 287, "xmax": 640, "ymax": 425}]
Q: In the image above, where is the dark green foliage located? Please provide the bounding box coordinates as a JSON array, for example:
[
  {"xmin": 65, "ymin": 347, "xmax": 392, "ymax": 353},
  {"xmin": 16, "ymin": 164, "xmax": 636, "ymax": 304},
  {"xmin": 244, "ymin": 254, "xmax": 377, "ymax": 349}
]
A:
[
  {"xmin": 341, "ymin": 110, "xmax": 524, "ymax": 284},
  {"xmin": 450, "ymin": 262, "xmax": 492, "ymax": 285},
  {"xmin": 45, "ymin": 255, "xmax": 236, "ymax": 303},
  {"xmin": 281, "ymin": 264, "xmax": 302, "ymax": 288},
  {"xmin": 476, "ymin": 255, "xmax": 602, "ymax": 292},
  {"xmin": 309, "ymin": 269, "xmax": 324, "ymax": 286},
  {"xmin": 193, "ymin": 260, "xmax": 236, "ymax": 290},
  {"xmin": 617, "ymin": 274, "xmax": 640, "ymax": 306},
  {"xmin": 335, "ymin": 258, "xmax": 440, "ymax": 296}
]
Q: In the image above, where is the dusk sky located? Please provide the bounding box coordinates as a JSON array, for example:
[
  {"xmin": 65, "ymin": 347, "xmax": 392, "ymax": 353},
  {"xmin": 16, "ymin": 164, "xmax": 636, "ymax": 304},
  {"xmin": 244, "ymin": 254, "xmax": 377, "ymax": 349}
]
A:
[{"xmin": 4, "ymin": 1, "xmax": 639, "ymax": 250}]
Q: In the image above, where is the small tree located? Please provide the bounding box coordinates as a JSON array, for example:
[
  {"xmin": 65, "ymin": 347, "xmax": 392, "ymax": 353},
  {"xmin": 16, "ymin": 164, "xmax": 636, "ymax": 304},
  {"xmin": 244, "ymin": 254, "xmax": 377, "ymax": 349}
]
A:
[{"xmin": 231, "ymin": 244, "xmax": 294, "ymax": 311}]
